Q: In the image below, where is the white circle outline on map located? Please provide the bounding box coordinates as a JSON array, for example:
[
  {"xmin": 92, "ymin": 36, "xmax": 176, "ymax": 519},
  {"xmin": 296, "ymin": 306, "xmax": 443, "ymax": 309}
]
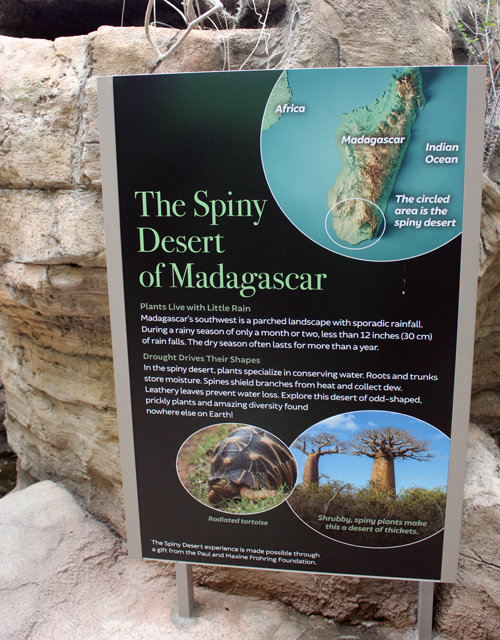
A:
[{"xmin": 324, "ymin": 198, "xmax": 387, "ymax": 250}]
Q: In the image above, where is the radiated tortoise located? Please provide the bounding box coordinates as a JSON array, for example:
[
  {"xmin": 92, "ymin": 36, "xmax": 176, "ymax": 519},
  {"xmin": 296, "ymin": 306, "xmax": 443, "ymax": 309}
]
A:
[{"xmin": 208, "ymin": 426, "xmax": 297, "ymax": 504}]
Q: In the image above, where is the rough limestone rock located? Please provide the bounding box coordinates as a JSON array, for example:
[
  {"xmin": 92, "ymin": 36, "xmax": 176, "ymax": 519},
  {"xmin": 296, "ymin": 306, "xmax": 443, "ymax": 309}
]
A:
[
  {"xmin": 194, "ymin": 564, "xmax": 418, "ymax": 627},
  {"xmin": 435, "ymin": 425, "xmax": 500, "ymax": 640},
  {"xmin": 446, "ymin": 0, "xmax": 500, "ymax": 182},
  {"xmin": 0, "ymin": 480, "xmax": 420, "ymax": 640},
  {"xmin": 0, "ymin": 37, "xmax": 81, "ymax": 188},
  {"xmin": 471, "ymin": 175, "xmax": 500, "ymax": 438},
  {"xmin": 286, "ymin": 0, "xmax": 452, "ymax": 69}
]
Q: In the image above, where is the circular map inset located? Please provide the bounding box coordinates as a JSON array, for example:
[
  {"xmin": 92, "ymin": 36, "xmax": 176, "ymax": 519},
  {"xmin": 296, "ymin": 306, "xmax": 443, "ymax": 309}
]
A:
[{"xmin": 260, "ymin": 67, "xmax": 468, "ymax": 262}]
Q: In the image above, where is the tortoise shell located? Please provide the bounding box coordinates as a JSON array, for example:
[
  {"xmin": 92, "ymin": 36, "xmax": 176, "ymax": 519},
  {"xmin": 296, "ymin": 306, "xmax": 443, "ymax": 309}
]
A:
[{"xmin": 208, "ymin": 426, "xmax": 297, "ymax": 495}]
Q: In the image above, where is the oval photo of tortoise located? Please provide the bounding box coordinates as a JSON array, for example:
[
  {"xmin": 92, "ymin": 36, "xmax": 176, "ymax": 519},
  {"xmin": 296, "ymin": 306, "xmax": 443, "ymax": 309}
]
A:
[{"xmin": 177, "ymin": 423, "xmax": 297, "ymax": 514}]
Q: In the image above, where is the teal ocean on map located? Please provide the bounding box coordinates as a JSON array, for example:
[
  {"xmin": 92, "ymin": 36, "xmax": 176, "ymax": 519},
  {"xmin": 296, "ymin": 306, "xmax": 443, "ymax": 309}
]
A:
[{"xmin": 261, "ymin": 67, "xmax": 468, "ymax": 262}]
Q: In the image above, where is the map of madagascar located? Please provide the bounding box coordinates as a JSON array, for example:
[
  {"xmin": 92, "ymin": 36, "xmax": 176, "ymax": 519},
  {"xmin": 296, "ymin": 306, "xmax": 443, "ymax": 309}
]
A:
[
  {"xmin": 327, "ymin": 68, "xmax": 426, "ymax": 245},
  {"xmin": 261, "ymin": 66, "xmax": 466, "ymax": 262}
]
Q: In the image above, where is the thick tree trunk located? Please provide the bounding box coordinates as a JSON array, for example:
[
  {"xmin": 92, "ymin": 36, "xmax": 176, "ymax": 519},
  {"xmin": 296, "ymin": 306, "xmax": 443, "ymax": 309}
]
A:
[
  {"xmin": 303, "ymin": 452, "xmax": 321, "ymax": 487},
  {"xmin": 370, "ymin": 453, "xmax": 396, "ymax": 492}
]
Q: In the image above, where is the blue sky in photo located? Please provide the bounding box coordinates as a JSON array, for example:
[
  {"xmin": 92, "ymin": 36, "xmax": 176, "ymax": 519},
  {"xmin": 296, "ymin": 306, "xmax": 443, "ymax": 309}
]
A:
[{"xmin": 291, "ymin": 410, "xmax": 450, "ymax": 491}]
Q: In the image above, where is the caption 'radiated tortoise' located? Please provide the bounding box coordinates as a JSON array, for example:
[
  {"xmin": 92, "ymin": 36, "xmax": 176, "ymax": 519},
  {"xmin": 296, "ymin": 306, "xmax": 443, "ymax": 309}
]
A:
[{"xmin": 208, "ymin": 426, "xmax": 297, "ymax": 504}]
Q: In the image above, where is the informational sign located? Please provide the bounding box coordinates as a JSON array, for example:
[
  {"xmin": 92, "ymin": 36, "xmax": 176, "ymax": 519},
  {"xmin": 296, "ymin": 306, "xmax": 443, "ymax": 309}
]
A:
[{"xmin": 98, "ymin": 66, "xmax": 484, "ymax": 582}]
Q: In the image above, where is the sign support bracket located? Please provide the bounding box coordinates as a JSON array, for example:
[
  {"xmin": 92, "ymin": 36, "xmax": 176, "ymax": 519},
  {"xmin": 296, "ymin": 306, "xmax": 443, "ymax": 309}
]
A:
[
  {"xmin": 417, "ymin": 581, "xmax": 434, "ymax": 640},
  {"xmin": 176, "ymin": 562, "xmax": 195, "ymax": 618}
]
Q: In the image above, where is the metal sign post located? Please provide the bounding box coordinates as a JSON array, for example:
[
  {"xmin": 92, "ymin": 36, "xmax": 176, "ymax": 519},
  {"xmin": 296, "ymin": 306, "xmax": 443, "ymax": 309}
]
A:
[
  {"xmin": 175, "ymin": 562, "xmax": 195, "ymax": 618},
  {"xmin": 417, "ymin": 581, "xmax": 435, "ymax": 640}
]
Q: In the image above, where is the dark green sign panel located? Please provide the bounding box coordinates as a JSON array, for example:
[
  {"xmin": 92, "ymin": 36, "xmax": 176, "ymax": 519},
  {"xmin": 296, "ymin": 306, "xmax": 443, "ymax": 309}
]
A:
[{"xmin": 98, "ymin": 66, "xmax": 484, "ymax": 582}]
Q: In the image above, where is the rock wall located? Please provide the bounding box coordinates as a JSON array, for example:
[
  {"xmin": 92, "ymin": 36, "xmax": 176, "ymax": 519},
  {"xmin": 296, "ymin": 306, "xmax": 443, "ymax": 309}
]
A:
[
  {"xmin": 471, "ymin": 175, "xmax": 500, "ymax": 434},
  {"xmin": 2, "ymin": 2, "xmax": 499, "ymax": 636},
  {"xmin": 435, "ymin": 424, "xmax": 500, "ymax": 638}
]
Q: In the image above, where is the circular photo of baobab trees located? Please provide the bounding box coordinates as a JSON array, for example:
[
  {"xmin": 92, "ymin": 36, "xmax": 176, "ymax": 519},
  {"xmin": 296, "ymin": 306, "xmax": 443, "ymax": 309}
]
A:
[{"xmin": 287, "ymin": 410, "xmax": 450, "ymax": 548}]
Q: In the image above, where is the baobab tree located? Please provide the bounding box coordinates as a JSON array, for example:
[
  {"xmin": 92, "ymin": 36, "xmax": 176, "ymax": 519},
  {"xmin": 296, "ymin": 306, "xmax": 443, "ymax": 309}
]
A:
[
  {"xmin": 293, "ymin": 432, "xmax": 345, "ymax": 487},
  {"xmin": 349, "ymin": 427, "xmax": 433, "ymax": 493}
]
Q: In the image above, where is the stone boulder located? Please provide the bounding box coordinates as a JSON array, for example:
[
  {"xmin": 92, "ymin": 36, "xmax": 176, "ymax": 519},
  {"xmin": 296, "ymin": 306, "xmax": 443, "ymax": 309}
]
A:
[
  {"xmin": 435, "ymin": 425, "xmax": 500, "ymax": 639},
  {"xmin": 471, "ymin": 176, "xmax": 500, "ymax": 440}
]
